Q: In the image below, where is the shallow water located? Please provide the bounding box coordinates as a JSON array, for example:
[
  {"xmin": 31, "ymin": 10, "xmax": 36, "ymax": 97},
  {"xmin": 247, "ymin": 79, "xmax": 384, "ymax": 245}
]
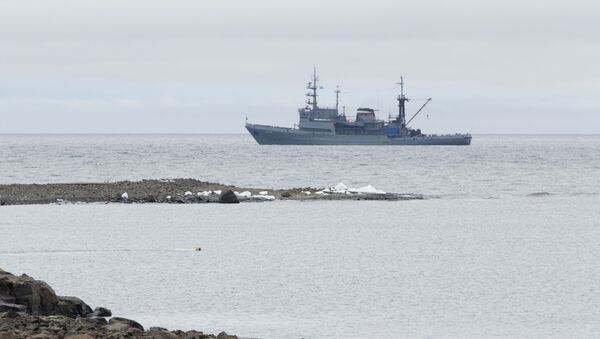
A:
[{"xmin": 1, "ymin": 197, "xmax": 600, "ymax": 338}]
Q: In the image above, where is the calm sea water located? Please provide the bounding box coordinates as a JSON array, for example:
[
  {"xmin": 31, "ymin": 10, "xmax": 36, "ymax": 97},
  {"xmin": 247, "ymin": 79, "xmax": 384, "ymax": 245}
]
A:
[
  {"xmin": 1, "ymin": 134, "xmax": 600, "ymax": 338},
  {"xmin": 1, "ymin": 134, "xmax": 599, "ymax": 198}
]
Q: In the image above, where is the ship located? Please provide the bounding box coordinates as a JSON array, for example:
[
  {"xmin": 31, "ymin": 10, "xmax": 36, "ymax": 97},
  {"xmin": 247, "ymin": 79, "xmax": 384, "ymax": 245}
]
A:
[{"xmin": 245, "ymin": 69, "xmax": 471, "ymax": 145}]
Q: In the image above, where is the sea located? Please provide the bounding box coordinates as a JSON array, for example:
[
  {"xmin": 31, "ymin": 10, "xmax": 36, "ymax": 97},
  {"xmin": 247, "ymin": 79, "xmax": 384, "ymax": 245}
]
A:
[{"xmin": 1, "ymin": 134, "xmax": 600, "ymax": 338}]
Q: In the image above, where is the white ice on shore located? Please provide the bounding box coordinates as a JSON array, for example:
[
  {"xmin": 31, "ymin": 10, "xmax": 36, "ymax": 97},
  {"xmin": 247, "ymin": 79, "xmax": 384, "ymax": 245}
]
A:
[
  {"xmin": 322, "ymin": 182, "xmax": 387, "ymax": 195},
  {"xmin": 334, "ymin": 182, "xmax": 348, "ymax": 192},
  {"xmin": 223, "ymin": 190, "xmax": 278, "ymax": 200},
  {"xmin": 213, "ymin": 190, "xmax": 222, "ymax": 195},
  {"xmin": 184, "ymin": 191, "xmax": 193, "ymax": 196},
  {"xmin": 254, "ymin": 195, "xmax": 276, "ymax": 200},
  {"xmin": 302, "ymin": 191, "xmax": 312, "ymax": 195},
  {"xmin": 121, "ymin": 192, "xmax": 128, "ymax": 199}
]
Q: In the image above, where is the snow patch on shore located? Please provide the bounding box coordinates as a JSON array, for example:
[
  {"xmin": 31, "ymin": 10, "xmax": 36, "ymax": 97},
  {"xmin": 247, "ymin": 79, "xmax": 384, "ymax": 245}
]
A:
[
  {"xmin": 228, "ymin": 190, "xmax": 277, "ymax": 201},
  {"xmin": 253, "ymin": 195, "xmax": 276, "ymax": 200},
  {"xmin": 237, "ymin": 191, "xmax": 252, "ymax": 197},
  {"xmin": 348, "ymin": 184, "xmax": 386, "ymax": 194},
  {"xmin": 334, "ymin": 182, "xmax": 348, "ymax": 192},
  {"xmin": 317, "ymin": 182, "xmax": 387, "ymax": 195}
]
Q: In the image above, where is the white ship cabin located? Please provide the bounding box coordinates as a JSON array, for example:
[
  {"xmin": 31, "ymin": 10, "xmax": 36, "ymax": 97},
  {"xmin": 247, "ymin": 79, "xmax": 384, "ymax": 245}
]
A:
[
  {"xmin": 356, "ymin": 108, "xmax": 377, "ymax": 123},
  {"xmin": 297, "ymin": 107, "xmax": 341, "ymax": 132}
]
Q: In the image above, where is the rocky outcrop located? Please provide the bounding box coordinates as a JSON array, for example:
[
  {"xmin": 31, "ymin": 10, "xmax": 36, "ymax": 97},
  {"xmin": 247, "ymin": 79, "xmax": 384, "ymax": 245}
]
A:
[
  {"xmin": 0, "ymin": 269, "xmax": 92, "ymax": 317},
  {"xmin": 0, "ymin": 311, "xmax": 238, "ymax": 339},
  {"xmin": 89, "ymin": 307, "xmax": 111, "ymax": 318},
  {"xmin": 0, "ymin": 268, "xmax": 238, "ymax": 339},
  {"xmin": 0, "ymin": 178, "xmax": 424, "ymax": 205},
  {"xmin": 218, "ymin": 190, "xmax": 239, "ymax": 204},
  {"xmin": 105, "ymin": 317, "xmax": 144, "ymax": 332},
  {"xmin": 0, "ymin": 302, "xmax": 26, "ymax": 313}
]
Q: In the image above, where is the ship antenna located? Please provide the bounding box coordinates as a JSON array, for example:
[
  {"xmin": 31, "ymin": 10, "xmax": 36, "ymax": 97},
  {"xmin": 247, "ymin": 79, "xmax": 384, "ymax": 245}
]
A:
[
  {"xmin": 400, "ymin": 76, "xmax": 404, "ymax": 97},
  {"xmin": 306, "ymin": 66, "xmax": 319, "ymax": 111},
  {"xmin": 335, "ymin": 85, "xmax": 341, "ymax": 113},
  {"xmin": 396, "ymin": 76, "xmax": 409, "ymax": 126}
]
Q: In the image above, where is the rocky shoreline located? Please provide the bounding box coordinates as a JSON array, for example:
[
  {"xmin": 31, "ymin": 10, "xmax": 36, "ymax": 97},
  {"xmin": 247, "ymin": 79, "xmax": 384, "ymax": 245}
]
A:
[
  {"xmin": 0, "ymin": 179, "xmax": 423, "ymax": 206},
  {"xmin": 0, "ymin": 268, "xmax": 237, "ymax": 339}
]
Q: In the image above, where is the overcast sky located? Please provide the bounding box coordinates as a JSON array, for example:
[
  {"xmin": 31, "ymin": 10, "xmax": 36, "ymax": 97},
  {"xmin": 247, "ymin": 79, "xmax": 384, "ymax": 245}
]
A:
[{"xmin": 1, "ymin": 0, "xmax": 599, "ymax": 133}]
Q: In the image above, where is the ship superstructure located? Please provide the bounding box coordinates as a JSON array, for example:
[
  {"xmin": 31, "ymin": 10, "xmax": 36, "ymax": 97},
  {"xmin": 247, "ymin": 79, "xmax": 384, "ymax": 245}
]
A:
[{"xmin": 245, "ymin": 69, "xmax": 471, "ymax": 145}]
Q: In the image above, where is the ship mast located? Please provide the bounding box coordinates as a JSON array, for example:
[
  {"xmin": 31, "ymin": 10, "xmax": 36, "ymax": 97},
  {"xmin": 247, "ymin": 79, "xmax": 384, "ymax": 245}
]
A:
[
  {"xmin": 396, "ymin": 76, "xmax": 409, "ymax": 126},
  {"xmin": 306, "ymin": 67, "xmax": 319, "ymax": 112},
  {"xmin": 335, "ymin": 85, "xmax": 341, "ymax": 113}
]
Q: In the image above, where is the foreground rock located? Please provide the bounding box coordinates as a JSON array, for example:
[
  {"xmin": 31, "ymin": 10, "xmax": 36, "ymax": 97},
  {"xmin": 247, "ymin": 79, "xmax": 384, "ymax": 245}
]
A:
[
  {"xmin": 0, "ymin": 269, "xmax": 92, "ymax": 317},
  {"xmin": 0, "ymin": 268, "xmax": 237, "ymax": 339}
]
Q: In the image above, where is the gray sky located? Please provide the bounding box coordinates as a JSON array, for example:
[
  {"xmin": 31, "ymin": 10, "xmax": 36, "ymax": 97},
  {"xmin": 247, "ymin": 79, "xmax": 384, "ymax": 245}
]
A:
[{"xmin": 1, "ymin": 0, "xmax": 599, "ymax": 133}]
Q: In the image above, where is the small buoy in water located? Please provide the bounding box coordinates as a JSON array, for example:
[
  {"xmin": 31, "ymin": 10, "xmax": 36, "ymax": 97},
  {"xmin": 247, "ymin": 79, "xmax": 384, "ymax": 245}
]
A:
[{"xmin": 194, "ymin": 247, "xmax": 202, "ymax": 251}]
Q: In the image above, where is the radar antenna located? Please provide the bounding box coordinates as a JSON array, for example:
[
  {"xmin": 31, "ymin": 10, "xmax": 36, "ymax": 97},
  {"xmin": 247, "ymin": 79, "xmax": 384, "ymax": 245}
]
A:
[
  {"xmin": 306, "ymin": 66, "xmax": 319, "ymax": 111},
  {"xmin": 335, "ymin": 85, "xmax": 341, "ymax": 113}
]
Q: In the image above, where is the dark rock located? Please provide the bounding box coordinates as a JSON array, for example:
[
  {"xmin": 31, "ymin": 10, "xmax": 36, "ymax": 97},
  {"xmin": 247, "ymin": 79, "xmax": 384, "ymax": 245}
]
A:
[
  {"xmin": 0, "ymin": 268, "xmax": 238, "ymax": 338},
  {"xmin": 57, "ymin": 296, "xmax": 93, "ymax": 317},
  {"xmin": 183, "ymin": 330, "xmax": 208, "ymax": 338},
  {"xmin": 0, "ymin": 271, "xmax": 60, "ymax": 315},
  {"xmin": 0, "ymin": 310, "xmax": 22, "ymax": 319},
  {"xmin": 87, "ymin": 306, "xmax": 111, "ymax": 317},
  {"xmin": 218, "ymin": 190, "xmax": 239, "ymax": 204},
  {"xmin": 170, "ymin": 196, "xmax": 186, "ymax": 204},
  {"xmin": 0, "ymin": 269, "xmax": 92, "ymax": 318},
  {"xmin": 148, "ymin": 326, "xmax": 180, "ymax": 339},
  {"xmin": 29, "ymin": 333, "xmax": 53, "ymax": 339},
  {"xmin": 64, "ymin": 334, "xmax": 95, "ymax": 339},
  {"xmin": 0, "ymin": 302, "xmax": 26, "ymax": 313},
  {"xmin": 149, "ymin": 326, "xmax": 169, "ymax": 331},
  {"xmin": 217, "ymin": 331, "xmax": 238, "ymax": 339},
  {"xmin": 281, "ymin": 191, "xmax": 291, "ymax": 198},
  {"xmin": 107, "ymin": 316, "xmax": 144, "ymax": 331},
  {"xmin": 0, "ymin": 332, "xmax": 21, "ymax": 339},
  {"xmin": 66, "ymin": 316, "xmax": 106, "ymax": 333},
  {"xmin": 75, "ymin": 315, "xmax": 107, "ymax": 328}
]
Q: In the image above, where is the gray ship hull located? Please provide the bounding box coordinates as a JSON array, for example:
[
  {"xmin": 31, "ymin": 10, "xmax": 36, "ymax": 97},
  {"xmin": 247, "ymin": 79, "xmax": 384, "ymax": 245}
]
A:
[{"xmin": 246, "ymin": 123, "xmax": 472, "ymax": 145}]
